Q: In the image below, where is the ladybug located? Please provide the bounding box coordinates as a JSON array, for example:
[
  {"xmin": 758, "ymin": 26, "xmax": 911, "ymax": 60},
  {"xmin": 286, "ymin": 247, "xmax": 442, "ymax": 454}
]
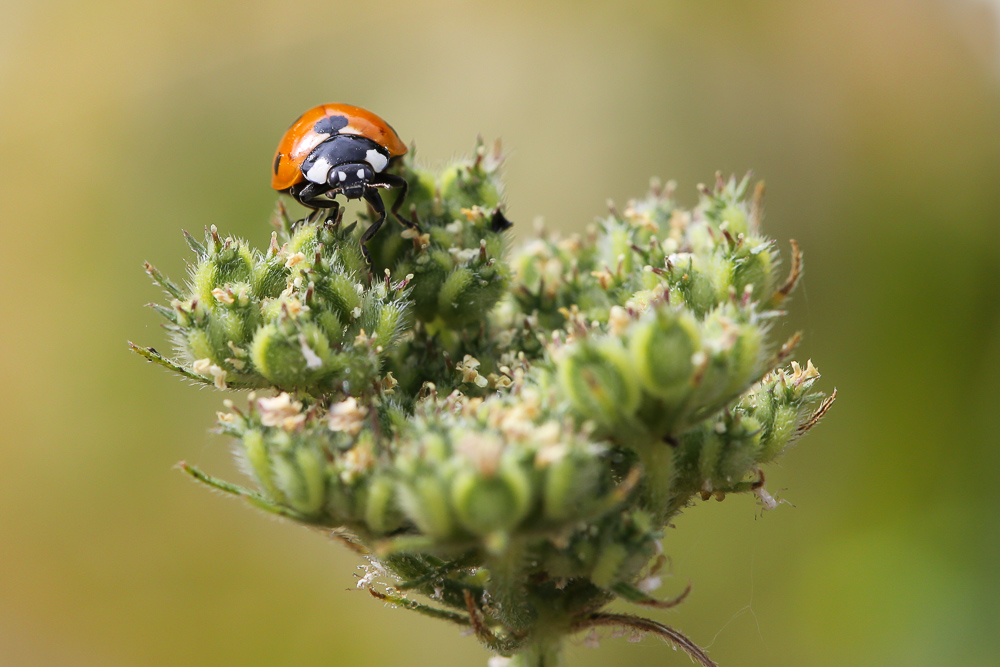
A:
[{"xmin": 271, "ymin": 103, "xmax": 418, "ymax": 263}]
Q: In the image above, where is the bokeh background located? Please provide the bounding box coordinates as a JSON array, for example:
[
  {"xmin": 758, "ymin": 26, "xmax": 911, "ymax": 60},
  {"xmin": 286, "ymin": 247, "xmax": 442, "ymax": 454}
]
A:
[{"xmin": 2, "ymin": 1, "xmax": 999, "ymax": 665}]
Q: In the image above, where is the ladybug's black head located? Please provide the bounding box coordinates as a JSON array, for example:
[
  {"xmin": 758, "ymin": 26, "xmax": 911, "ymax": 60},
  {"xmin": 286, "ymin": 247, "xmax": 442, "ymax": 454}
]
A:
[{"xmin": 327, "ymin": 162, "xmax": 373, "ymax": 199}]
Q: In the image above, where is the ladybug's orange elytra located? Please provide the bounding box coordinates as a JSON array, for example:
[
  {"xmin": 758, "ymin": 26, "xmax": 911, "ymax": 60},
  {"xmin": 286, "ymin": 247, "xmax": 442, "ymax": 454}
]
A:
[{"xmin": 272, "ymin": 104, "xmax": 407, "ymax": 191}]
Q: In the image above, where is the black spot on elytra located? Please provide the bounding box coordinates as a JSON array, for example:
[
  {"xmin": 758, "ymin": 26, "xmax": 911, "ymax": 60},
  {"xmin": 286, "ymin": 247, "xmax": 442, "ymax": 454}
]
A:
[
  {"xmin": 313, "ymin": 114, "xmax": 349, "ymax": 135},
  {"xmin": 273, "ymin": 152, "xmax": 282, "ymax": 175}
]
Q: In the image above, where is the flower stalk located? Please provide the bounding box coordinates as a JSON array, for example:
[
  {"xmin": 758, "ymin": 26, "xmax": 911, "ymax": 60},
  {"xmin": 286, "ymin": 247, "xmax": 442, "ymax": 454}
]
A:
[{"xmin": 508, "ymin": 636, "xmax": 563, "ymax": 667}]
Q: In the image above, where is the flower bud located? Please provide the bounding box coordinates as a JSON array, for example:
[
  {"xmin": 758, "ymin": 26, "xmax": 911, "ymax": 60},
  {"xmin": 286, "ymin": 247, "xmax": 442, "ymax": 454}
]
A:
[
  {"xmin": 559, "ymin": 339, "xmax": 641, "ymax": 428},
  {"xmin": 251, "ymin": 256, "xmax": 289, "ymax": 299},
  {"xmin": 720, "ymin": 203, "xmax": 749, "ymax": 237},
  {"xmin": 211, "ymin": 239, "xmax": 255, "ymax": 284},
  {"xmin": 249, "ymin": 321, "xmax": 332, "ymax": 388},
  {"xmin": 629, "ymin": 309, "xmax": 701, "ymax": 403},
  {"xmin": 736, "ymin": 360, "xmax": 830, "ymax": 464},
  {"xmin": 242, "ymin": 429, "xmax": 281, "ymax": 501},
  {"xmin": 668, "ymin": 254, "xmax": 724, "ymax": 316},
  {"xmin": 363, "ymin": 475, "xmax": 403, "ymax": 535},
  {"xmin": 758, "ymin": 404, "xmax": 798, "ymax": 463},
  {"xmin": 694, "ymin": 309, "xmax": 765, "ymax": 406},
  {"xmin": 730, "ymin": 237, "xmax": 776, "ymax": 303},
  {"xmin": 268, "ymin": 444, "xmax": 325, "ymax": 518},
  {"xmin": 541, "ymin": 449, "xmax": 605, "ymax": 523},
  {"xmin": 438, "ymin": 163, "xmax": 502, "ymax": 212},
  {"xmin": 185, "ymin": 328, "xmax": 217, "ymax": 365},
  {"xmin": 398, "ymin": 476, "xmax": 456, "ymax": 540},
  {"xmin": 436, "ymin": 266, "xmax": 506, "ymax": 328},
  {"xmin": 715, "ymin": 415, "xmax": 764, "ymax": 482},
  {"xmin": 451, "ymin": 459, "xmax": 533, "ymax": 536}
]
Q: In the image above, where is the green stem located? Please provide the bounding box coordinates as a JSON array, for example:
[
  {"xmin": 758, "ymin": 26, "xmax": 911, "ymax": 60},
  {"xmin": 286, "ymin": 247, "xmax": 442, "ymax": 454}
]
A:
[
  {"xmin": 633, "ymin": 439, "xmax": 676, "ymax": 524},
  {"xmin": 486, "ymin": 538, "xmax": 536, "ymax": 632},
  {"xmin": 508, "ymin": 636, "xmax": 563, "ymax": 667}
]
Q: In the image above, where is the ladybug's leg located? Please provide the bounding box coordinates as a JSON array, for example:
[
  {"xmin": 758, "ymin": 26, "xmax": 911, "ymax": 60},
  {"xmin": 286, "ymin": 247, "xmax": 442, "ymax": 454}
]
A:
[
  {"xmin": 288, "ymin": 182, "xmax": 321, "ymax": 227},
  {"xmin": 375, "ymin": 173, "xmax": 422, "ymax": 233},
  {"xmin": 321, "ymin": 200, "xmax": 341, "ymax": 225},
  {"xmin": 293, "ymin": 182, "xmax": 340, "ymax": 227},
  {"xmin": 290, "ymin": 182, "xmax": 323, "ymax": 208},
  {"xmin": 359, "ymin": 189, "xmax": 387, "ymax": 266}
]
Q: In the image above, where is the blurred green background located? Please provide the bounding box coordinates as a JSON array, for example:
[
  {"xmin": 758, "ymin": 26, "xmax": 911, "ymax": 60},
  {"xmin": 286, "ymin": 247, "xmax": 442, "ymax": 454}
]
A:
[{"xmin": 2, "ymin": 1, "xmax": 998, "ymax": 665}]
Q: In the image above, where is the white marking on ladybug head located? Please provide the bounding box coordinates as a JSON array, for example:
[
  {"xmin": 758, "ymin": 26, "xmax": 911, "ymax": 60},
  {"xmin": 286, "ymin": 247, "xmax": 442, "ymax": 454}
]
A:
[
  {"xmin": 305, "ymin": 157, "xmax": 332, "ymax": 184},
  {"xmin": 357, "ymin": 168, "xmax": 365, "ymax": 179},
  {"xmin": 338, "ymin": 171, "xmax": 347, "ymax": 182},
  {"xmin": 365, "ymin": 149, "xmax": 388, "ymax": 172}
]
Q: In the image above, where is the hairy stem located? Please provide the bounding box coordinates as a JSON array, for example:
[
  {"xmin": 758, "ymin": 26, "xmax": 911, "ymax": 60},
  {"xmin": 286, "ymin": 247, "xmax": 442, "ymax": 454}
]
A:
[
  {"xmin": 507, "ymin": 636, "xmax": 563, "ymax": 667},
  {"xmin": 572, "ymin": 612, "xmax": 716, "ymax": 667},
  {"xmin": 634, "ymin": 439, "xmax": 677, "ymax": 524}
]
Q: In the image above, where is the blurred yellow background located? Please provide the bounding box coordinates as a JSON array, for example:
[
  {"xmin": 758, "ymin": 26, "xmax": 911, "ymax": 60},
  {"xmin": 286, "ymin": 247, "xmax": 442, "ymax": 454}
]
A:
[{"xmin": 1, "ymin": 1, "xmax": 998, "ymax": 665}]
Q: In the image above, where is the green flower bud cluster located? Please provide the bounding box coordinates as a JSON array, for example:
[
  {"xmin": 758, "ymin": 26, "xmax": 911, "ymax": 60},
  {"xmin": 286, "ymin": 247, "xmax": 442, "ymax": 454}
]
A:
[
  {"xmin": 216, "ymin": 392, "xmax": 387, "ymax": 524},
  {"xmin": 554, "ymin": 301, "xmax": 768, "ymax": 439},
  {"xmin": 510, "ymin": 174, "xmax": 791, "ymax": 328},
  {"xmin": 145, "ymin": 220, "xmax": 412, "ymax": 394},
  {"xmin": 136, "ymin": 148, "xmax": 833, "ymax": 667},
  {"xmin": 367, "ymin": 139, "xmax": 512, "ymax": 328},
  {"xmin": 672, "ymin": 360, "xmax": 835, "ymax": 507},
  {"xmin": 392, "ymin": 387, "xmax": 617, "ymax": 545}
]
